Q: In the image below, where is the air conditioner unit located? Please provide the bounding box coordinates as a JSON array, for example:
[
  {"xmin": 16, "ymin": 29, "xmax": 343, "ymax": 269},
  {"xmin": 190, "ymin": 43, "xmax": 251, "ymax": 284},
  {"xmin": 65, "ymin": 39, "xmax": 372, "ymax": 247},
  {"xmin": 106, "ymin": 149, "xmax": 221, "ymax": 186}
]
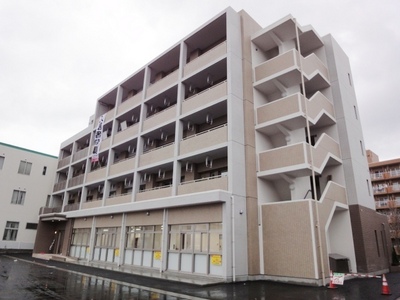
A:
[
  {"xmin": 206, "ymin": 114, "xmax": 213, "ymax": 125},
  {"xmin": 147, "ymin": 137, "xmax": 154, "ymax": 146},
  {"xmin": 207, "ymin": 74, "xmax": 213, "ymax": 86},
  {"xmin": 160, "ymin": 131, "xmax": 168, "ymax": 141},
  {"xmin": 205, "ymin": 156, "xmax": 213, "ymax": 168},
  {"xmin": 163, "ymin": 97, "xmax": 170, "ymax": 107},
  {"xmin": 187, "ymin": 121, "xmax": 195, "ymax": 132},
  {"xmin": 142, "ymin": 173, "xmax": 151, "ymax": 183},
  {"xmin": 185, "ymin": 161, "xmax": 193, "ymax": 172}
]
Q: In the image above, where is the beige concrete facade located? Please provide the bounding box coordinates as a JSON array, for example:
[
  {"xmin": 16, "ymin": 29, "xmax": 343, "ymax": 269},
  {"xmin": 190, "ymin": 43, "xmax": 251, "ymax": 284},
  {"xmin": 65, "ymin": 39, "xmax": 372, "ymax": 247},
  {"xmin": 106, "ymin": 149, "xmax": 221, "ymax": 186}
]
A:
[{"xmin": 33, "ymin": 8, "xmax": 389, "ymax": 285}]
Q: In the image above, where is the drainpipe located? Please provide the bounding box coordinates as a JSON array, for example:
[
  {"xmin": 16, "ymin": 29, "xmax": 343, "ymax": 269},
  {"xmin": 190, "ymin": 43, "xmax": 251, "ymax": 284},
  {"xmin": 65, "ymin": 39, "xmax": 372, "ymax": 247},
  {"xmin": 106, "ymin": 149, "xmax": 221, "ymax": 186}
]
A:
[{"xmin": 231, "ymin": 195, "xmax": 236, "ymax": 282}]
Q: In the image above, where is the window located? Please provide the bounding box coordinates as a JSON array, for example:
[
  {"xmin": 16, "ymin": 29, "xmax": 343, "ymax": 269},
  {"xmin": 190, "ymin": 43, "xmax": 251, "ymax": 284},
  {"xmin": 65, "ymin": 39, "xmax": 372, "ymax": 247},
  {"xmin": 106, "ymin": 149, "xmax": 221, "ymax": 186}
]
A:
[
  {"xmin": 353, "ymin": 105, "xmax": 358, "ymax": 120},
  {"xmin": 3, "ymin": 221, "xmax": 19, "ymax": 241},
  {"xmin": 11, "ymin": 190, "xmax": 26, "ymax": 205},
  {"xmin": 71, "ymin": 228, "xmax": 91, "ymax": 247},
  {"xmin": 95, "ymin": 227, "xmax": 120, "ymax": 248},
  {"xmin": 0, "ymin": 156, "xmax": 4, "ymax": 170},
  {"xmin": 26, "ymin": 223, "xmax": 38, "ymax": 230},
  {"xmin": 42, "ymin": 166, "xmax": 47, "ymax": 175},
  {"xmin": 360, "ymin": 141, "xmax": 364, "ymax": 156},
  {"xmin": 168, "ymin": 223, "xmax": 222, "ymax": 253},
  {"xmin": 18, "ymin": 161, "xmax": 32, "ymax": 175},
  {"xmin": 126, "ymin": 225, "xmax": 162, "ymax": 250}
]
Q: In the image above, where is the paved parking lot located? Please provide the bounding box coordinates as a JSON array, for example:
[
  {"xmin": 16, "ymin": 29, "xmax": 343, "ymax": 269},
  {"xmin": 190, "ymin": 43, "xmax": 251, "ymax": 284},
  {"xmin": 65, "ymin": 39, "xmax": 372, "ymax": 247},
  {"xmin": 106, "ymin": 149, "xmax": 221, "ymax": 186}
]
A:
[{"xmin": 2, "ymin": 253, "xmax": 400, "ymax": 299}]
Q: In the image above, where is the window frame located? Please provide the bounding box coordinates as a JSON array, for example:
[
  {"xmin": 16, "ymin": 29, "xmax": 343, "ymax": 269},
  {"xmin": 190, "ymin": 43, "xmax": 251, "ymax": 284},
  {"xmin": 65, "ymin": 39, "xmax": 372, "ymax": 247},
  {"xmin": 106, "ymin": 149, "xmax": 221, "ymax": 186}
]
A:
[
  {"xmin": 11, "ymin": 190, "xmax": 26, "ymax": 205},
  {"xmin": 3, "ymin": 221, "xmax": 19, "ymax": 241}
]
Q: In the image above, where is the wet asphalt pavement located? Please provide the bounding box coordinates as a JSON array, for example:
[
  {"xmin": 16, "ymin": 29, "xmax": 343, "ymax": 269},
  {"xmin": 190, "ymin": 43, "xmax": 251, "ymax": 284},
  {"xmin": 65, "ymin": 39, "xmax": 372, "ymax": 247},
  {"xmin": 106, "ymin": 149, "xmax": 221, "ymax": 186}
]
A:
[{"xmin": 2, "ymin": 254, "xmax": 400, "ymax": 299}]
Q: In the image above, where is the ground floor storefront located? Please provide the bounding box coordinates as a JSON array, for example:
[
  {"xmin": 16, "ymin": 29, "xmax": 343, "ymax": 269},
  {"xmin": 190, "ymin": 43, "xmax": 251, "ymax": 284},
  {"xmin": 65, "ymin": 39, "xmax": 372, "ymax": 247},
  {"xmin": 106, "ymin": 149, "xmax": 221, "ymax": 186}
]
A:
[{"xmin": 34, "ymin": 203, "xmax": 229, "ymax": 279}]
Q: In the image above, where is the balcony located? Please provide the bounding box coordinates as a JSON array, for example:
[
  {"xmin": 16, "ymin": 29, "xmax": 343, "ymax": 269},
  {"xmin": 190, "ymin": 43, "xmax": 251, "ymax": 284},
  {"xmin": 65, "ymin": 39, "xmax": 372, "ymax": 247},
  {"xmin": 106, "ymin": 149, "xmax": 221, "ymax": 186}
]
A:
[
  {"xmin": 113, "ymin": 124, "xmax": 139, "ymax": 145},
  {"xmin": 39, "ymin": 206, "xmax": 62, "ymax": 215},
  {"xmin": 68, "ymin": 174, "xmax": 84, "ymax": 188},
  {"xmin": 142, "ymin": 105, "xmax": 177, "ymax": 132},
  {"xmin": 180, "ymin": 124, "xmax": 227, "ymax": 155},
  {"xmin": 182, "ymin": 81, "xmax": 227, "ymax": 115},
  {"xmin": 146, "ymin": 70, "xmax": 179, "ymax": 99},
  {"xmin": 254, "ymin": 49, "xmax": 329, "ymax": 95},
  {"xmin": 86, "ymin": 167, "xmax": 107, "ymax": 183},
  {"xmin": 106, "ymin": 193, "xmax": 132, "ymax": 206},
  {"xmin": 53, "ymin": 180, "xmax": 67, "ymax": 192},
  {"xmin": 117, "ymin": 92, "xmax": 143, "ymax": 115},
  {"xmin": 64, "ymin": 203, "xmax": 80, "ymax": 212},
  {"xmin": 81, "ymin": 200, "xmax": 102, "ymax": 210},
  {"xmin": 57, "ymin": 156, "xmax": 70, "ymax": 169},
  {"xmin": 109, "ymin": 156, "xmax": 135, "ymax": 177},
  {"xmin": 178, "ymin": 175, "xmax": 228, "ymax": 195},
  {"xmin": 139, "ymin": 143, "xmax": 174, "ymax": 167},
  {"xmin": 258, "ymin": 134, "xmax": 341, "ymax": 178},
  {"xmin": 72, "ymin": 148, "xmax": 89, "ymax": 163},
  {"xmin": 183, "ymin": 41, "xmax": 227, "ymax": 77},
  {"xmin": 136, "ymin": 186, "xmax": 172, "ymax": 201},
  {"xmin": 320, "ymin": 181, "xmax": 347, "ymax": 206},
  {"xmin": 256, "ymin": 92, "xmax": 334, "ymax": 135},
  {"xmin": 100, "ymin": 136, "xmax": 112, "ymax": 151}
]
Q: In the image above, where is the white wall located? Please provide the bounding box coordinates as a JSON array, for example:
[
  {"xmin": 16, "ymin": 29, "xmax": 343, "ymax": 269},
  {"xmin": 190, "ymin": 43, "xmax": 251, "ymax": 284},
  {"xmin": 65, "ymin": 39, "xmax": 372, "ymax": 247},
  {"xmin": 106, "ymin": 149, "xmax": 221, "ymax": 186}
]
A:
[
  {"xmin": 323, "ymin": 35, "xmax": 375, "ymax": 210},
  {"xmin": 0, "ymin": 142, "xmax": 58, "ymax": 250}
]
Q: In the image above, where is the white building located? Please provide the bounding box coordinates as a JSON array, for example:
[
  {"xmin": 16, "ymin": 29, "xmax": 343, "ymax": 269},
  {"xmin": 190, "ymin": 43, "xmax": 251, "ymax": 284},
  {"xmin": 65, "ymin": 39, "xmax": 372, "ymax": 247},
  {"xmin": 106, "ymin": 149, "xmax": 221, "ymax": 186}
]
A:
[{"xmin": 0, "ymin": 142, "xmax": 57, "ymax": 251}]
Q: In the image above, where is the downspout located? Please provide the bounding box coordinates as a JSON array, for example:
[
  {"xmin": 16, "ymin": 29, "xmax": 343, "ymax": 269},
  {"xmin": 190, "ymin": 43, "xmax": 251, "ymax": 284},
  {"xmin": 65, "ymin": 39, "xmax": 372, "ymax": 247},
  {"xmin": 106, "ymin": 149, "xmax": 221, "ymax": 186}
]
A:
[
  {"xmin": 295, "ymin": 18, "xmax": 326, "ymax": 286},
  {"xmin": 231, "ymin": 195, "xmax": 236, "ymax": 282}
]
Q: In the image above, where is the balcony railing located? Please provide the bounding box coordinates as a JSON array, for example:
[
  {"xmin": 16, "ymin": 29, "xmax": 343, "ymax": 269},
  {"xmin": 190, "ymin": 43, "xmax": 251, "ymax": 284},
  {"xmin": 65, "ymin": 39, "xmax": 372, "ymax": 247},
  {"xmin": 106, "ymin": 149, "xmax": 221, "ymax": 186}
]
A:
[
  {"xmin": 86, "ymin": 166, "xmax": 107, "ymax": 183},
  {"xmin": 180, "ymin": 124, "xmax": 227, "ymax": 155},
  {"xmin": 177, "ymin": 175, "xmax": 228, "ymax": 195},
  {"xmin": 106, "ymin": 193, "xmax": 132, "ymax": 206},
  {"xmin": 259, "ymin": 134, "xmax": 341, "ymax": 177},
  {"xmin": 254, "ymin": 49, "xmax": 329, "ymax": 92},
  {"xmin": 182, "ymin": 81, "xmax": 227, "ymax": 114},
  {"xmin": 81, "ymin": 200, "xmax": 102, "ymax": 210},
  {"xmin": 117, "ymin": 91, "xmax": 143, "ymax": 115},
  {"xmin": 39, "ymin": 206, "xmax": 62, "ymax": 215},
  {"xmin": 68, "ymin": 174, "xmax": 84, "ymax": 188},
  {"xmin": 53, "ymin": 180, "xmax": 67, "ymax": 192},
  {"xmin": 113, "ymin": 123, "xmax": 139, "ymax": 145},
  {"xmin": 136, "ymin": 185, "xmax": 172, "ymax": 201},
  {"xmin": 63, "ymin": 203, "xmax": 80, "ymax": 212},
  {"xmin": 371, "ymin": 170, "xmax": 400, "ymax": 181},
  {"xmin": 57, "ymin": 156, "xmax": 70, "ymax": 169},
  {"xmin": 142, "ymin": 104, "xmax": 177, "ymax": 132},
  {"xmin": 109, "ymin": 156, "xmax": 135, "ymax": 177},
  {"xmin": 183, "ymin": 41, "xmax": 227, "ymax": 77},
  {"xmin": 139, "ymin": 143, "xmax": 174, "ymax": 167},
  {"xmin": 72, "ymin": 147, "xmax": 89, "ymax": 163},
  {"xmin": 146, "ymin": 69, "xmax": 179, "ymax": 98}
]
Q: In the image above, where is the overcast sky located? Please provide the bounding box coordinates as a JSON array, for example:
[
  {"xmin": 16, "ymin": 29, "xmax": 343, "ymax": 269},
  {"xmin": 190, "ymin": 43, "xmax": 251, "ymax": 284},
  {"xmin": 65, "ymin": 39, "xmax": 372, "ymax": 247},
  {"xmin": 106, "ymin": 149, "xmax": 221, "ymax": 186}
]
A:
[{"xmin": 1, "ymin": 0, "xmax": 399, "ymax": 161}]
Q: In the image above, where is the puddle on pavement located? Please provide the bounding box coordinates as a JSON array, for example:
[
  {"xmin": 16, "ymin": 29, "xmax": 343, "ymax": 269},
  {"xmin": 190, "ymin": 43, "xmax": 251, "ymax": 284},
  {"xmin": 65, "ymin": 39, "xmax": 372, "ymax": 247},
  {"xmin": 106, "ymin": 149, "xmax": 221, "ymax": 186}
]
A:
[{"xmin": 0, "ymin": 256, "xmax": 188, "ymax": 299}]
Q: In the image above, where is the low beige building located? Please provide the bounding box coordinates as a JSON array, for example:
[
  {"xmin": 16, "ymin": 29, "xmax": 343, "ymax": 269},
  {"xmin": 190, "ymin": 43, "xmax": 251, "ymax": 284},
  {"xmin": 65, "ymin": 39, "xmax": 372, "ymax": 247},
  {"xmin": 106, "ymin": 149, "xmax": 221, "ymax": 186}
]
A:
[{"xmin": 34, "ymin": 8, "xmax": 390, "ymax": 285}]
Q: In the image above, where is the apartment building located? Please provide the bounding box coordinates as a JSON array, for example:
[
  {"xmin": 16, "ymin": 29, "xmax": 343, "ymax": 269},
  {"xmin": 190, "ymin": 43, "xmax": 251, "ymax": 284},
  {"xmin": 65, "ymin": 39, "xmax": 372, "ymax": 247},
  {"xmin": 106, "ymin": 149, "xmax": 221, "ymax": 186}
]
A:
[
  {"xmin": 33, "ymin": 8, "xmax": 390, "ymax": 285},
  {"xmin": 368, "ymin": 150, "xmax": 400, "ymax": 240},
  {"xmin": 0, "ymin": 142, "xmax": 57, "ymax": 251}
]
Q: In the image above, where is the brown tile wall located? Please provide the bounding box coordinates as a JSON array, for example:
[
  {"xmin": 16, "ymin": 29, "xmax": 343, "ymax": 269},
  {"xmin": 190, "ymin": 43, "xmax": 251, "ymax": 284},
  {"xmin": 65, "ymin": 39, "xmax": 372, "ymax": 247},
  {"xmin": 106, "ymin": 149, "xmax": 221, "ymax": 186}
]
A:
[{"xmin": 349, "ymin": 204, "xmax": 391, "ymax": 273}]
